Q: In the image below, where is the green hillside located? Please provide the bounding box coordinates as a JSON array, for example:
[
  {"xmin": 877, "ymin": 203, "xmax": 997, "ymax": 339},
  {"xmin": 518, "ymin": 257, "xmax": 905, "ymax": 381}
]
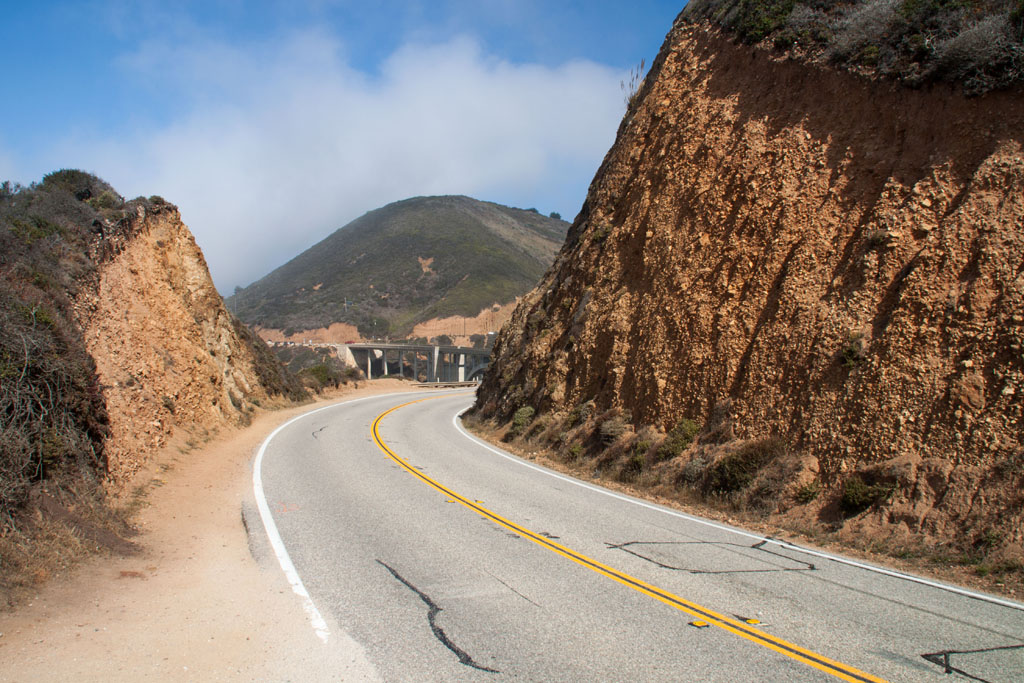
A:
[
  {"xmin": 683, "ymin": 0, "xmax": 1024, "ymax": 94},
  {"xmin": 228, "ymin": 195, "xmax": 569, "ymax": 338}
]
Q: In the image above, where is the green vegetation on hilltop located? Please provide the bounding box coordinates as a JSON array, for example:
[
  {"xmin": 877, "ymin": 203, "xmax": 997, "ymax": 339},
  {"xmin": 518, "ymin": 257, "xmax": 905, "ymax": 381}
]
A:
[
  {"xmin": 228, "ymin": 195, "xmax": 569, "ymax": 338},
  {"xmin": 0, "ymin": 171, "xmax": 132, "ymax": 520},
  {"xmin": 683, "ymin": 0, "xmax": 1024, "ymax": 93}
]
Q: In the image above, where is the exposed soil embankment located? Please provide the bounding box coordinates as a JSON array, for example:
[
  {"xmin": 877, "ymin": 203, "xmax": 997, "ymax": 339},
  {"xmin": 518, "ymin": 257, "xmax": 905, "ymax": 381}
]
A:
[
  {"xmin": 75, "ymin": 202, "xmax": 295, "ymax": 488},
  {"xmin": 477, "ymin": 22, "xmax": 1024, "ymax": 568},
  {"xmin": 257, "ymin": 301, "xmax": 516, "ymax": 348}
]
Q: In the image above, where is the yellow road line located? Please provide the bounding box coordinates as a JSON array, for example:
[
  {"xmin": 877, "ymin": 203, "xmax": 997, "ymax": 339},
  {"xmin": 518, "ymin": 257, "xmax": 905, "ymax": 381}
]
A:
[{"xmin": 372, "ymin": 398, "xmax": 888, "ymax": 683}]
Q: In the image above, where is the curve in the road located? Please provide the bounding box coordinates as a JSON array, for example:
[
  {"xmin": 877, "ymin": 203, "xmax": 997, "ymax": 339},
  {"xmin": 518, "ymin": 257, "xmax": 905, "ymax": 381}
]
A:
[
  {"xmin": 251, "ymin": 392, "xmax": 429, "ymax": 644},
  {"xmin": 453, "ymin": 408, "xmax": 1024, "ymax": 615},
  {"xmin": 371, "ymin": 397, "xmax": 886, "ymax": 683}
]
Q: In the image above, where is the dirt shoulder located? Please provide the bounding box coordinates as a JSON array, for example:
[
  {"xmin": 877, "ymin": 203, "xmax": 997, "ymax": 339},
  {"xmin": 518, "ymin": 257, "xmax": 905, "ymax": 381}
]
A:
[{"xmin": 0, "ymin": 381, "xmax": 416, "ymax": 682}]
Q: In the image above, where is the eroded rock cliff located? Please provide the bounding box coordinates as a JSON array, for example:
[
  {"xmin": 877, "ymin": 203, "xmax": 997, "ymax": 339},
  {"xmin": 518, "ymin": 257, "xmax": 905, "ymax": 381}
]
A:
[
  {"xmin": 74, "ymin": 200, "xmax": 302, "ymax": 487},
  {"xmin": 477, "ymin": 22, "xmax": 1024, "ymax": 558}
]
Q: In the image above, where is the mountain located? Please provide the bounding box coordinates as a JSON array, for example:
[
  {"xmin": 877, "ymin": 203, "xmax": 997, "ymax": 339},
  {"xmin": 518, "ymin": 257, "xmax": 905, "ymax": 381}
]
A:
[
  {"xmin": 228, "ymin": 195, "xmax": 569, "ymax": 340},
  {"xmin": 474, "ymin": 12, "xmax": 1024, "ymax": 577}
]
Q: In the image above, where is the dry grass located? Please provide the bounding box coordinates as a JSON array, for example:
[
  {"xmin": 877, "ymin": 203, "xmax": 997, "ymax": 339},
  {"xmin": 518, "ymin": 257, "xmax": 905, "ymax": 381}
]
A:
[{"xmin": 0, "ymin": 480, "xmax": 144, "ymax": 611}]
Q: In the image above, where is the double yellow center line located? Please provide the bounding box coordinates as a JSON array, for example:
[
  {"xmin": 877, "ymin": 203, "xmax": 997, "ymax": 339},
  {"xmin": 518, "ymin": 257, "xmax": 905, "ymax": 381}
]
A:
[{"xmin": 372, "ymin": 398, "xmax": 888, "ymax": 683}]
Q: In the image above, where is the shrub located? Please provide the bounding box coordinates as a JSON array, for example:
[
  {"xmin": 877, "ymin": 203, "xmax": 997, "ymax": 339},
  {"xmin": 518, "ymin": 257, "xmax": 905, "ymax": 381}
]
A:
[
  {"xmin": 299, "ymin": 364, "xmax": 334, "ymax": 390},
  {"xmin": 677, "ymin": 456, "xmax": 709, "ymax": 485},
  {"xmin": 655, "ymin": 418, "xmax": 700, "ymax": 462},
  {"xmin": 795, "ymin": 480, "xmax": 820, "ymax": 503},
  {"xmin": 702, "ymin": 437, "xmax": 786, "ymax": 495},
  {"xmin": 736, "ymin": 0, "xmax": 798, "ymax": 43},
  {"xmin": 566, "ymin": 400, "xmax": 595, "ymax": 428},
  {"xmin": 620, "ymin": 452, "xmax": 646, "ymax": 479},
  {"xmin": 599, "ymin": 416, "xmax": 629, "ymax": 444},
  {"xmin": 685, "ymin": 0, "xmax": 1024, "ymax": 94},
  {"xmin": 88, "ymin": 191, "xmax": 121, "ymax": 210},
  {"xmin": 865, "ymin": 229, "xmax": 890, "ymax": 248},
  {"xmin": 839, "ymin": 332, "xmax": 865, "ymax": 368},
  {"xmin": 512, "ymin": 406, "xmax": 535, "ymax": 430},
  {"xmin": 840, "ymin": 475, "xmax": 895, "ymax": 515},
  {"xmin": 505, "ymin": 405, "xmax": 536, "ymax": 440},
  {"xmin": 935, "ymin": 15, "xmax": 1024, "ymax": 94},
  {"xmin": 527, "ymin": 309, "xmax": 545, "ymax": 330},
  {"xmin": 0, "ymin": 176, "xmax": 116, "ymax": 519},
  {"xmin": 567, "ymin": 443, "xmax": 583, "ymax": 460}
]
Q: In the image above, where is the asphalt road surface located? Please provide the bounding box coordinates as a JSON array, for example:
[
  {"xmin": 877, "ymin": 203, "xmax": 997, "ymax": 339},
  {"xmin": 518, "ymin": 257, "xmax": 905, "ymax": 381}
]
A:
[{"xmin": 253, "ymin": 390, "xmax": 1024, "ymax": 682}]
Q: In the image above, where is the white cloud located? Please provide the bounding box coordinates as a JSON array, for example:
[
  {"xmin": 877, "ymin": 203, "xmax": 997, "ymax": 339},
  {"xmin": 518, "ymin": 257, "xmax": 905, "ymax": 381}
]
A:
[{"xmin": 55, "ymin": 30, "xmax": 625, "ymax": 292}]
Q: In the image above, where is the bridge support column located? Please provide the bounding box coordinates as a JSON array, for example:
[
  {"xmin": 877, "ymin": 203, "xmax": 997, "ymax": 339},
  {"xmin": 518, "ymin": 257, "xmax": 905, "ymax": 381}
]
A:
[
  {"xmin": 432, "ymin": 346, "xmax": 440, "ymax": 382},
  {"xmin": 366, "ymin": 352, "xmax": 372, "ymax": 380}
]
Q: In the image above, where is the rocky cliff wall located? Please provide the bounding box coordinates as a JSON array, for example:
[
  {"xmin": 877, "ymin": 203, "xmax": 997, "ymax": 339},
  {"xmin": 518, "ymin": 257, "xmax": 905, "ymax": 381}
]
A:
[
  {"xmin": 74, "ymin": 202, "xmax": 286, "ymax": 487},
  {"xmin": 477, "ymin": 22, "xmax": 1024, "ymax": 554}
]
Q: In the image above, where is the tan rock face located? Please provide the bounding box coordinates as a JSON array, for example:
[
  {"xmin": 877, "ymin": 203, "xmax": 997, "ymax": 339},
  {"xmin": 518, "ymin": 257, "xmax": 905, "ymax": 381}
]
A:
[
  {"xmin": 75, "ymin": 203, "xmax": 272, "ymax": 488},
  {"xmin": 478, "ymin": 23, "xmax": 1024, "ymax": 549}
]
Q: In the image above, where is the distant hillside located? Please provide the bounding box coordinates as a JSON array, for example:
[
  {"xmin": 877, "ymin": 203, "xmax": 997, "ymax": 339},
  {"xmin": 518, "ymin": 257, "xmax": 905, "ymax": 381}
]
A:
[{"xmin": 227, "ymin": 196, "xmax": 569, "ymax": 339}]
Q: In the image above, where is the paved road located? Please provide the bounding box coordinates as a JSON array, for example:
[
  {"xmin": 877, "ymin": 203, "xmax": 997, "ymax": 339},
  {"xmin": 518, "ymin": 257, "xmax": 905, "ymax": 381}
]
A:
[{"xmin": 255, "ymin": 391, "xmax": 1024, "ymax": 682}]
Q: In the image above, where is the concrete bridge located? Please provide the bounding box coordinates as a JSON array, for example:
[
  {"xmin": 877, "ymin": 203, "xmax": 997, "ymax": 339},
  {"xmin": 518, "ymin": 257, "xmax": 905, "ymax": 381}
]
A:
[{"xmin": 338, "ymin": 343, "xmax": 491, "ymax": 382}]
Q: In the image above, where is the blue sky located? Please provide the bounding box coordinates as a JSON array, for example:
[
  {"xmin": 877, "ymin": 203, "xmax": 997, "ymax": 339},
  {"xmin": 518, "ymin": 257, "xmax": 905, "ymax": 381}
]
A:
[{"xmin": 1, "ymin": 1, "xmax": 683, "ymax": 292}]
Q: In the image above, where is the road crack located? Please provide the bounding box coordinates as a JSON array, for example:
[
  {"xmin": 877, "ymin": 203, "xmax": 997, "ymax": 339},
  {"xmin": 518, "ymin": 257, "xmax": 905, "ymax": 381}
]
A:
[
  {"xmin": 377, "ymin": 560, "xmax": 499, "ymax": 673},
  {"xmin": 921, "ymin": 643, "xmax": 1024, "ymax": 682}
]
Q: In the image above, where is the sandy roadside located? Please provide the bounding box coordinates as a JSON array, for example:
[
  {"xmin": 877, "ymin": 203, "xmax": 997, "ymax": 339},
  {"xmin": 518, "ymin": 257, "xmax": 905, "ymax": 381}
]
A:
[{"xmin": 0, "ymin": 382, "xmax": 419, "ymax": 682}]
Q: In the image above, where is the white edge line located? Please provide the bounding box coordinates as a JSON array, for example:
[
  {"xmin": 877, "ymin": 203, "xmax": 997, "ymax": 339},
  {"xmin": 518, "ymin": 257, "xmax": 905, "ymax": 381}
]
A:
[
  {"xmin": 451, "ymin": 405, "xmax": 1024, "ymax": 613},
  {"xmin": 252, "ymin": 390, "xmax": 442, "ymax": 643}
]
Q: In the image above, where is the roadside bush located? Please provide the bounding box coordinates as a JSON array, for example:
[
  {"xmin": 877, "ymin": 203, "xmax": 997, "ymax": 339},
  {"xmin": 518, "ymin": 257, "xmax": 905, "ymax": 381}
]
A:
[
  {"xmin": 840, "ymin": 475, "xmax": 895, "ymax": 515},
  {"xmin": 654, "ymin": 418, "xmax": 700, "ymax": 462},
  {"xmin": 566, "ymin": 400, "xmax": 595, "ymax": 428},
  {"xmin": 795, "ymin": 480, "xmax": 820, "ymax": 503},
  {"xmin": 676, "ymin": 456, "xmax": 708, "ymax": 487},
  {"xmin": 702, "ymin": 437, "xmax": 786, "ymax": 495},
  {"xmin": 505, "ymin": 405, "xmax": 536, "ymax": 440},
  {"xmin": 512, "ymin": 405, "xmax": 535, "ymax": 429},
  {"xmin": 599, "ymin": 416, "xmax": 629, "ymax": 444},
  {"xmin": 620, "ymin": 452, "xmax": 646, "ymax": 480}
]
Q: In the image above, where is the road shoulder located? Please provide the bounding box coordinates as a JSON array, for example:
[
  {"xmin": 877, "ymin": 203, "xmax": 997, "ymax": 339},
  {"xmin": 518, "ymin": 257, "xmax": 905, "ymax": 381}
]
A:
[{"xmin": 0, "ymin": 383, "xmax": 413, "ymax": 681}]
